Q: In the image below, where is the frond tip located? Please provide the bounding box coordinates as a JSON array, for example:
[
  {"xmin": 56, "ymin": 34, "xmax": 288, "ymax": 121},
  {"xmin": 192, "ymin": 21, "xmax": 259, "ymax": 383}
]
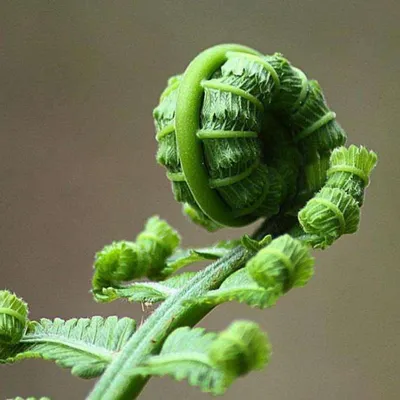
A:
[
  {"xmin": 192, "ymin": 268, "xmax": 273, "ymax": 309},
  {"xmin": 247, "ymin": 234, "xmax": 314, "ymax": 299},
  {"xmin": 298, "ymin": 187, "xmax": 360, "ymax": 247},
  {"xmin": 0, "ymin": 290, "xmax": 29, "ymax": 345},
  {"xmin": 94, "ymin": 240, "xmax": 238, "ymax": 303},
  {"xmin": 136, "ymin": 321, "xmax": 270, "ymax": 395},
  {"xmin": 209, "ymin": 320, "xmax": 271, "ymax": 378},
  {"xmin": 298, "ymin": 145, "xmax": 377, "ymax": 248},
  {"xmin": 92, "ymin": 216, "xmax": 180, "ymax": 297},
  {"xmin": 326, "ymin": 145, "xmax": 378, "ymax": 205}
]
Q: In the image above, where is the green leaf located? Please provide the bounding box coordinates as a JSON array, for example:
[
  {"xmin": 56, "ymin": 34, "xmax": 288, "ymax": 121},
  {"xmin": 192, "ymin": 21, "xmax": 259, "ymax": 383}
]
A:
[
  {"xmin": 183, "ymin": 204, "xmax": 222, "ymax": 232},
  {"xmin": 0, "ymin": 290, "xmax": 29, "ymax": 344},
  {"xmin": 209, "ymin": 320, "xmax": 271, "ymax": 377},
  {"xmin": 99, "ymin": 273, "xmax": 196, "ymax": 304},
  {"xmin": 241, "ymin": 234, "xmax": 272, "ymax": 252},
  {"xmin": 136, "ymin": 321, "xmax": 270, "ymax": 395},
  {"xmin": 326, "ymin": 145, "xmax": 378, "ymax": 205},
  {"xmin": 298, "ymin": 187, "xmax": 360, "ymax": 248},
  {"xmin": 190, "ymin": 235, "xmax": 314, "ymax": 309},
  {"xmin": 93, "ymin": 238, "xmax": 240, "ymax": 303},
  {"xmin": 92, "ymin": 216, "xmax": 181, "ymax": 296},
  {"xmin": 247, "ymin": 234, "xmax": 314, "ymax": 293},
  {"xmin": 165, "ymin": 240, "xmax": 239, "ymax": 274},
  {"xmin": 94, "ymin": 240, "xmax": 241, "ymax": 303},
  {"xmin": 190, "ymin": 268, "xmax": 274, "ymax": 309},
  {"xmin": 0, "ymin": 316, "xmax": 136, "ymax": 379},
  {"xmin": 137, "ymin": 327, "xmax": 226, "ymax": 394},
  {"xmin": 166, "ymin": 248, "xmax": 220, "ymax": 273}
]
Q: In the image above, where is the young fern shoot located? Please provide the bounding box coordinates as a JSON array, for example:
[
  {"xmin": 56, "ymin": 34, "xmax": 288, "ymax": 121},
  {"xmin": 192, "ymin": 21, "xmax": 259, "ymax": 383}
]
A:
[{"xmin": 0, "ymin": 44, "xmax": 377, "ymax": 400}]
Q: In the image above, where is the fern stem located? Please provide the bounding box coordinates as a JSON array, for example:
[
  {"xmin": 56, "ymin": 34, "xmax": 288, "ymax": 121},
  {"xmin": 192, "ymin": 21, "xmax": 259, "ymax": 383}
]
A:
[{"xmin": 88, "ymin": 217, "xmax": 292, "ymax": 400}]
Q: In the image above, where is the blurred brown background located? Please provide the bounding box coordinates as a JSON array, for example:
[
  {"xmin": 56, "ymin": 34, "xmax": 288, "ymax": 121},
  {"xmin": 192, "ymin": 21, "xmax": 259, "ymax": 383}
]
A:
[{"xmin": 0, "ymin": 1, "xmax": 399, "ymax": 399}]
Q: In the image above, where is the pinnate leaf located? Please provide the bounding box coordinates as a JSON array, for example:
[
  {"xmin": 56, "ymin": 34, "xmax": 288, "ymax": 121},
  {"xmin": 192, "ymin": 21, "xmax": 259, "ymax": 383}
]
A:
[
  {"xmin": 99, "ymin": 272, "xmax": 196, "ymax": 304},
  {"xmin": 192, "ymin": 268, "xmax": 274, "ymax": 309},
  {"xmin": 136, "ymin": 321, "xmax": 270, "ymax": 395},
  {"xmin": 94, "ymin": 240, "xmax": 240, "ymax": 303},
  {"xmin": 0, "ymin": 316, "xmax": 136, "ymax": 379}
]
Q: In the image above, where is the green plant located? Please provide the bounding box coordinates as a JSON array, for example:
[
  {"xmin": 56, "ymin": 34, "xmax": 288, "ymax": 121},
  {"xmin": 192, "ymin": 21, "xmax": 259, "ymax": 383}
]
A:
[{"xmin": 0, "ymin": 44, "xmax": 377, "ymax": 400}]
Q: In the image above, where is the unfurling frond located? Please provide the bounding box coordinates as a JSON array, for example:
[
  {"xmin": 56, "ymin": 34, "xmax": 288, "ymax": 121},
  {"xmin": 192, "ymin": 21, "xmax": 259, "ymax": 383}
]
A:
[{"xmin": 136, "ymin": 321, "xmax": 270, "ymax": 395}]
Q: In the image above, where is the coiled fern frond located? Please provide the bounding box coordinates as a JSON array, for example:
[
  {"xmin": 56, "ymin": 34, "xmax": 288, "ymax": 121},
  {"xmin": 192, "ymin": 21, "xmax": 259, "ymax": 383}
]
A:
[
  {"xmin": 154, "ymin": 44, "xmax": 347, "ymax": 229},
  {"xmin": 0, "ymin": 44, "xmax": 378, "ymax": 400}
]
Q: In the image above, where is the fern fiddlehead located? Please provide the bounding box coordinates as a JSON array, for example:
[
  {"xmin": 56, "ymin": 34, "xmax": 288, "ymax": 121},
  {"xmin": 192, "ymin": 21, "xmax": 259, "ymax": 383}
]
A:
[
  {"xmin": 298, "ymin": 145, "xmax": 377, "ymax": 247},
  {"xmin": 87, "ymin": 44, "xmax": 376, "ymax": 399},
  {"xmin": 154, "ymin": 44, "xmax": 346, "ymax": 229},
  {"xmin": 0, "ymin": 291, "xmax": 28, "ymax": 345},
  {"xmin": 92, "ymin": 216, "xmax": 181, "ymax": 299},
  {"xmin": 0, "ymin": 44, "xmax": 377, "ymax": 400}
]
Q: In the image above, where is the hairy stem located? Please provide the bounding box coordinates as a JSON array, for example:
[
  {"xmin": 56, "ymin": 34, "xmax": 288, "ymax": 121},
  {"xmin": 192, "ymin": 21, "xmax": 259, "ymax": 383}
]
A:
[{"xmin": 88, "ymin": 217, "xmax": 292, "ymax": 400}]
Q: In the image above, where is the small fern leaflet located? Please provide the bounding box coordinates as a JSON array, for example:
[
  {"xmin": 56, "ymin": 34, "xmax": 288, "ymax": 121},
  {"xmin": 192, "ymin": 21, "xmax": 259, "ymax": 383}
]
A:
[{"xmin": 0, "ymin": 316, "xmax": 136, "ymax": 378}]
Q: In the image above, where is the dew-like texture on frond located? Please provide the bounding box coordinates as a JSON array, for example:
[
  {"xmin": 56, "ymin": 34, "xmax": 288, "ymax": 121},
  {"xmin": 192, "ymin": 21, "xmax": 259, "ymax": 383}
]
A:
[
  {"xmin": 0, "ymin": 316, "xmax": 136, "ymax": 379},
  {"xmin": 0, "ymin": 290, "xmax": 29, "ymax": 345}
]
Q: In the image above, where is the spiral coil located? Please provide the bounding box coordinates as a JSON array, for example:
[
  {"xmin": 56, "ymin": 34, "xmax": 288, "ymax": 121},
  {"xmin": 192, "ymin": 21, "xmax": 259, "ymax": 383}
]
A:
[
  {"xmin": 0, "ymin": 290, "xmax": 29, "ymax": 344},
  {"xmin": 298, "ymin": 145, "xmax": 377, "ymax": 248},
  {"xmin": 154, "ymin": 44, "xmax": 346, "ymax": 229}
]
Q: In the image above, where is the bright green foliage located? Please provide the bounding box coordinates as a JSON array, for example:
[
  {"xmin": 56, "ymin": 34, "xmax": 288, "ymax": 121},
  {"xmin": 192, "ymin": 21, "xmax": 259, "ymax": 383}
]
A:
[
  {"xmin": 136, "ymin": 327, "xmax": 225, "ymax": 394},
  {"xmin": 0, "ymin": 316, "xmax": 136, "ymax": 379},
  {"xmin": 183, "ymin": 204, "xmax": 222, "ymax": 232},
  {"xmin": 193, "ymin": 268, "xmax": 273, "ymax": 309},
  {"xmin": 0, "ymin": 44, "xmax": 378, "ymax": 400},
  {"xmin": 326, "ymin": 145, "xmax": 378, "ymax": 205},
  {"xmin": 136, "ymin": 321, "xmax": 270, "ymax": 395},
  {"xmin": 101, "ymin": 234, "xmax": 276, "ymax": 307},
  {"xmin": 194, "ymin": 235, "xmax": 313, "ymax": 309},
  {"xmin": 298, "ymin": 145, "xmax": 377, "ymax": 248},
  {"xmin": 99, "ymin": 272, "xmax": 196, "ymax": 304},
  {"xmin": 94, "ymin": 240, "xmax": 240, "ymax": 303},
  {"xmin": 164, "ymin": 239, "xmax": 240, "ymax": 275},
  {"xmin": 241, "ymin": 234, "xmax": 272, "ymax": 252},
  {"xmin": 209, "ymin": 320, "xmax": 271, "ymax": 377},
  {"xmin": 295, "ymin": 152, "xmax": 331, "ymax": 208},
  {"xmin": 154, "ymin": 45, "xmax": 346, "ymax": 229},
  {"xmin": 0, "ymin": 290, "xmax": 29, "ymax": 344},
  {"xmin": 247, "ymin": 234, "xmax": 314, "ymax": 298},
  {"xmin": 299, "ymin": 187, "xmax": 360, "ymax": 248},
  {"xmin": 136, "ymin": 216, "xmax": 181, "ymax": 279},
  {"xmin": 92, "ymin": 216, "xmax": 180, "ymax": 297}
]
